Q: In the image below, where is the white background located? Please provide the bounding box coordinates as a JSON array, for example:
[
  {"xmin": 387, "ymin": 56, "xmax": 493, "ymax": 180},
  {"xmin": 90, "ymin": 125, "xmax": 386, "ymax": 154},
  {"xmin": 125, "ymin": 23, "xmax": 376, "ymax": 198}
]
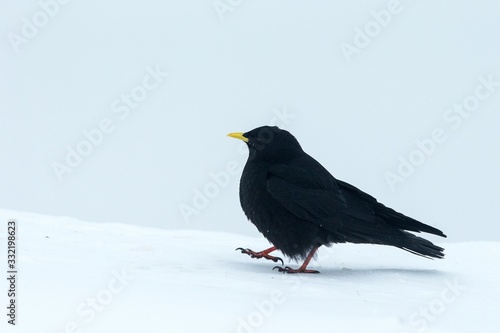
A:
[{"xmin": 1, "ymin": 0, "xmax": 500, "ymax": 241}]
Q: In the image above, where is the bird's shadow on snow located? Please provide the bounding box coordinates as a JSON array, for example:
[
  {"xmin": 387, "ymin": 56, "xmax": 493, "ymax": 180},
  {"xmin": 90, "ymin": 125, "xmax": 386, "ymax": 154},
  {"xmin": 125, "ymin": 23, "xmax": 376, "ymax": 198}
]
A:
[
  {"xmin": 232, "ymin": 260, "xmax": 450, "ymax": 280},
  {"xmin": 317, "ymin": 267, "xmax": 448, "ymax": 279}
]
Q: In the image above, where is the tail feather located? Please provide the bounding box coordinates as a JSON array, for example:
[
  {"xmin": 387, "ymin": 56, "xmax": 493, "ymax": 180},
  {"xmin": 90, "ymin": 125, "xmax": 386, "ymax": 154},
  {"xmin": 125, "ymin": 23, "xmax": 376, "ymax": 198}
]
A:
[
  {"xmin": 337, "ymin": 219, "xmax": 446, "ymax": 259},
  {"xmin": 393, "ymin": 231, "xmax": 445, "ymax": 259},
  {"xmin": 375, "ymin": 204, "xmax": 447, "ymax": 238},
  {"xmin": 332, "ymin": 180, "xmax": 446, "ymax": 258},
  {"xmin": 374, "ymin": 205, "xmax": 446, "ymax": 259}
]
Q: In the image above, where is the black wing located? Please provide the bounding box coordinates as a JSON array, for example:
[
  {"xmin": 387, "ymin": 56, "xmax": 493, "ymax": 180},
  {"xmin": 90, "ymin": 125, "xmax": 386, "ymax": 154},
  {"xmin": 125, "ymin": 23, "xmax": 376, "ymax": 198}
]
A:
[
  {"xmin": 267, "ymin": 157, "xmax": 446, "ymax": 240},
  {"xmin": 337, "ymin": 180, "xmax": 446, "ymax": 237},
  {"xmin": 266, "ymin": 156, "xmax": 349, "ymax": 230}
]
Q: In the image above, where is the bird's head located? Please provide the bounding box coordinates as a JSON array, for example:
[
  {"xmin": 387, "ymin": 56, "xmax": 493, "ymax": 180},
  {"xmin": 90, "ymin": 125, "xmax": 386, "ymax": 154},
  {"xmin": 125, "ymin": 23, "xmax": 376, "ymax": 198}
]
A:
[{"xmin": 227, "ymin": 126, "xmax": 303, "ymax": 162}]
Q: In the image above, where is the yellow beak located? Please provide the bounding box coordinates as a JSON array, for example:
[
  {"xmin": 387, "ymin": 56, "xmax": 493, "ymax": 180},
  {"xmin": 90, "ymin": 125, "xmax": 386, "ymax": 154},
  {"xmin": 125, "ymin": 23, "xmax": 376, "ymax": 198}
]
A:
[{"xmin": 227, "ymin": 132, "xmax": 249, "ymax": 143}]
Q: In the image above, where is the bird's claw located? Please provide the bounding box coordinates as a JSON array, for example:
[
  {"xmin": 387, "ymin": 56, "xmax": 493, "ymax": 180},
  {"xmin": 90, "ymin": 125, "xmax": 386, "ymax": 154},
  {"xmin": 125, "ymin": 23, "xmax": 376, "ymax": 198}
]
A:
[
  {"xmin": 273, "ymin": 266, "xmax": 320, "ymax": 274},
  {"xmin": 236, "ymin": 247, "xmax": 284, "ymax": 266}
]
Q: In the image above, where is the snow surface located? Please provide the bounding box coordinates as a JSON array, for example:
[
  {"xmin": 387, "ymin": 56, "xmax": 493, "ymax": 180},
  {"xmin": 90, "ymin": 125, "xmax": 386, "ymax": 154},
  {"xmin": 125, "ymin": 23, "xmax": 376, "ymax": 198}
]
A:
[{"xmin": 1, "ymin": 208, "xmax": 498, "ymax": 333}]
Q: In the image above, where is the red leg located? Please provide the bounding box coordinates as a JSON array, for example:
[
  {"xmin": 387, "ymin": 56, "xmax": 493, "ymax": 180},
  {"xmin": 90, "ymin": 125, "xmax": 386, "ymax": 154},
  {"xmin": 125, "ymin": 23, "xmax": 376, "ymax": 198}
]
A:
[
  {"xmin": 236, "ymin": 246, "xmax": 284, "ymax": 265},
  {"xmin": 273, "ymin": 246, "xmax": 320, "ymax": 274}
]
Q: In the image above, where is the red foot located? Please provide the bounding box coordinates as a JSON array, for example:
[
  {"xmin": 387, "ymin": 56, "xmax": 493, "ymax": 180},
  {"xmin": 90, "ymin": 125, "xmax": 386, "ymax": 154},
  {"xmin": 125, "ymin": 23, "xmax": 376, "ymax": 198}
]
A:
[
  {"xmin": 236, "ymin": 247, "xmax": 284, "ymax": 266},
  {"xmin": 272, "ymin": 245, "xmax": 321, "ymax": 274},
  {"xmin": 273, "ymin": 266, "xmax": 319, "ymax": 274}
]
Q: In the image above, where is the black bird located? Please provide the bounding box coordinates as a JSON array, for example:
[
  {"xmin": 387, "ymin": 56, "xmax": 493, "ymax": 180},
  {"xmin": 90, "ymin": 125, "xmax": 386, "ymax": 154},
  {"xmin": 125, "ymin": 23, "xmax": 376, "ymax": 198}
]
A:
[{"xmin": 228, "ymin": 126, "xmax": 446, "ymax": 273}]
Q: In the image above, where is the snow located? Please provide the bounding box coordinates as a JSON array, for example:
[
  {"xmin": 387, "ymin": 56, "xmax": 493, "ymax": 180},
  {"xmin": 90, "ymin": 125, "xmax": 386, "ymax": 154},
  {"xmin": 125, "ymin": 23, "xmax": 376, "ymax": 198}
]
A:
[{"xmin": 1, "ymin": 208, "xmax": 498, "ymax": 333}]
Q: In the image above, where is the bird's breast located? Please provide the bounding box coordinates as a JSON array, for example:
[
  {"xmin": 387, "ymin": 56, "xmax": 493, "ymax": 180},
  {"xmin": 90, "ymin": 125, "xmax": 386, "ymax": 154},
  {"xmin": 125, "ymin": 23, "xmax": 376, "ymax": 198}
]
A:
[{"xmin": 239, "ymin": 163, "xmax": 270, "ymax": 218}]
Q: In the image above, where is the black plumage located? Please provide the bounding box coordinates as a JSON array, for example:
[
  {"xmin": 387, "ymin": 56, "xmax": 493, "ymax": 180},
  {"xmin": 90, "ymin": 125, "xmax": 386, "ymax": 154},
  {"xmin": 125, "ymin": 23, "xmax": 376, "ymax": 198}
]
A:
[{"xmin": 228, "ymin": 126, "xmax": 446, "ymax": 273}]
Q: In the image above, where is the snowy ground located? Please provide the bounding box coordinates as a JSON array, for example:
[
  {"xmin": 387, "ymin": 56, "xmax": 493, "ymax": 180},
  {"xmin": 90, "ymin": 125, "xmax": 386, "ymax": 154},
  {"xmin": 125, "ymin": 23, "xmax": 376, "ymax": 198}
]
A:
[{"xmin": 1, "ymin": 208, "xmax": 499, "ymax": 333}]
